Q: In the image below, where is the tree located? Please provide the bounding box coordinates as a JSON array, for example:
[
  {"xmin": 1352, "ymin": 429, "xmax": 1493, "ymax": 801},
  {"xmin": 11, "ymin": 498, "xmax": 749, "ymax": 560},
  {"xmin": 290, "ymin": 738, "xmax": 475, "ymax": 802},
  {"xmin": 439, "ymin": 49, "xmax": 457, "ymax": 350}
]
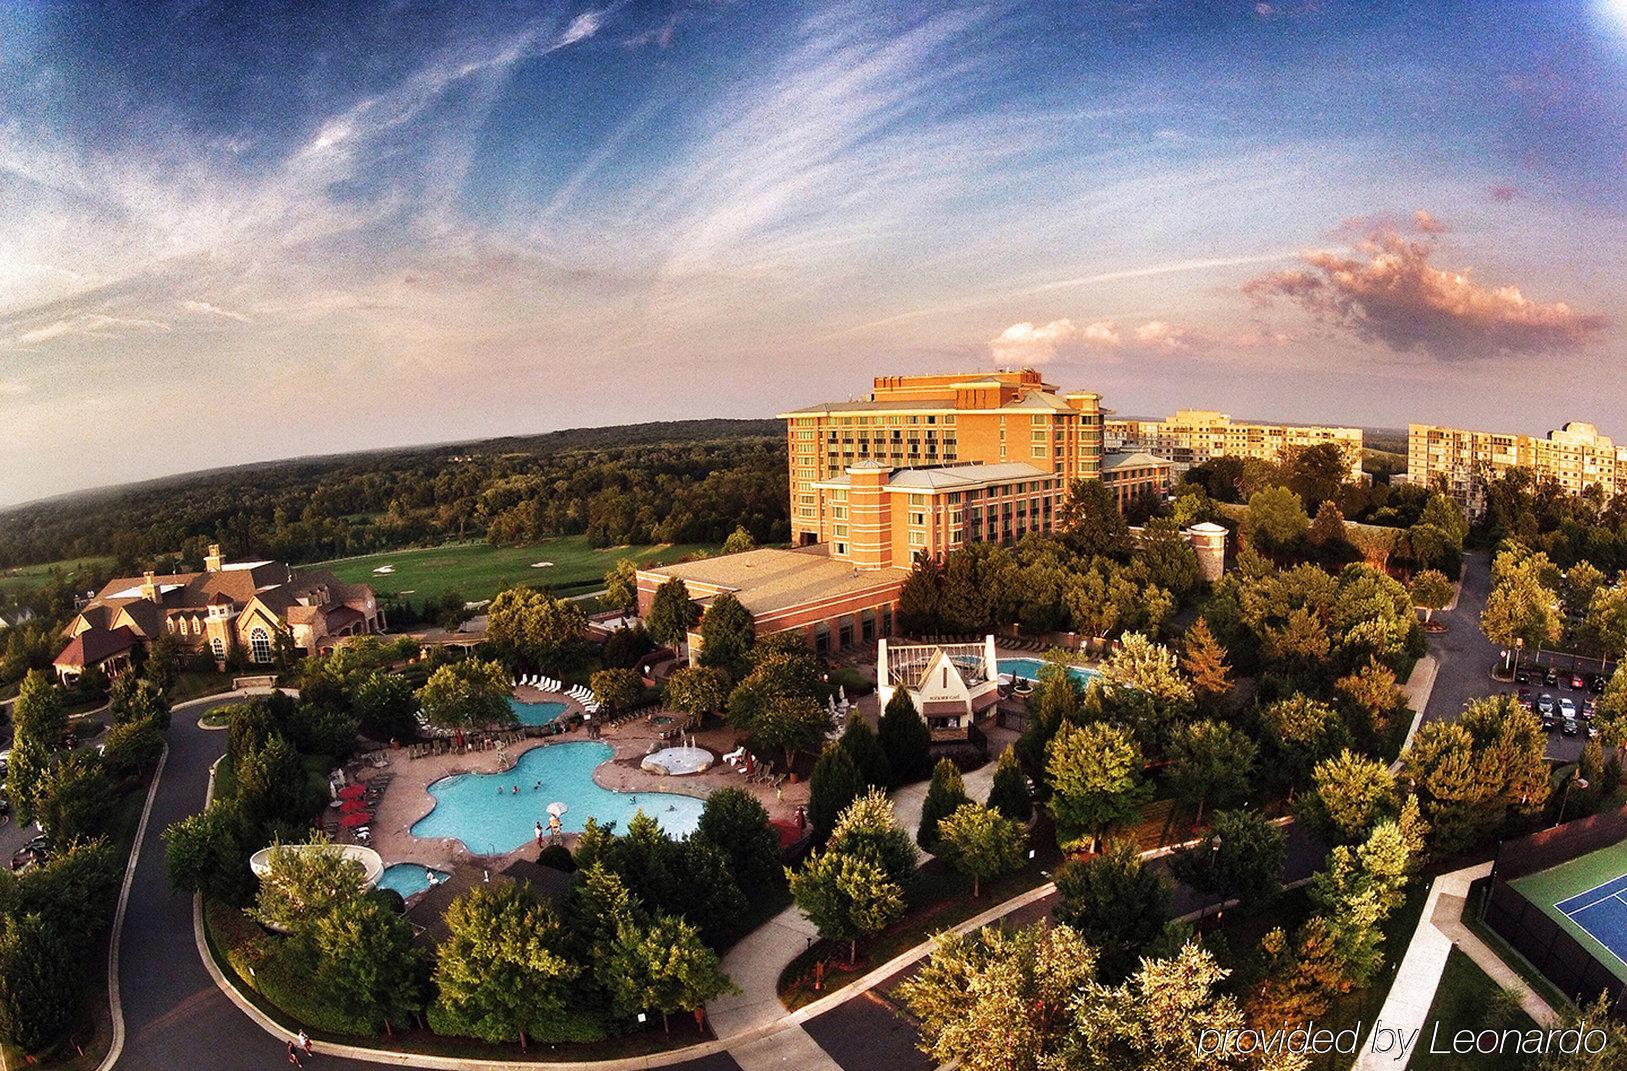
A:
[
  {"xmin": 1260, "ymin": 694, "xmax": 1350, "ymax": 792},
  {"xmin": 877, "ymin": 688, "xmax": 931, "ymax": 785},
  {"xmin": 897, "ymin": 922, "xmax": 1098, "ymax": 1071},
  {"xmin": 164, "ymin": 803, "xmax": 253, "ymax": 904},
  {"xmin": 838, "ymin": 717, "xmax": 890, "ymax": 791},
  {"xmin": 33, "ymin": 752, "xmax": 116, "ymax": 842},
  {"xmin": 416, "ymin": 658, "xmax": 513, "ymax": 730},
  {"xmin": 695, "ymin": 787, "xmax": 783, "ymax": 896},
  {"xmin": 109, "ymin": 672, "xmax": 170, "ymax": 728},
  {"xmin": 807, "ymin": 744, "xmax": 863, "ymax": 843},
  {"xmin": 1335, "ymin": 658, "xmax": 1404, "ymax": 745},
  {"xmin": 934, "ymin": 802, "xmax": 1025, "ymax": 897},
  {"xmin": 1137, "ymin": 516, "xmax": 1202, "ymax": 597},
  {"xmin": 646, "ymin": 578, "xmax": 699, "ymax": 650},
  {"xmin": 1246, "ymin": 485, "xmax": 1310, "ymax": 556},
  {"xmin": 721, "ymin": 525, "xmax": 757, "ymax": 555},
  {"xmin": 1586, "ymin": 583, "xmax": 1627, "ymax": 664},
  {"xmin": 430, "ymin": 884, "xmax": 579, "ymax": 1050},
  {"xmin": 589, "ymin": 667, "xmax": 643, "ymax": 713},
  {"xmin": 1599, "ymin": 665, "xmax": 1627, "ymax": 748},
  {"xmin": 309, "ymin": 895, "xmax": 424, "ymax": 1035},
  {"xmin": 250, "ymin": 840, "xmax": 367, "ymax": 933},
  {"xmin": 1064, "ymin": 569, "xmax": 1121, "ymax": 649},
  {"xmin": 486, "ymin": 586, "xmax": 587, "ymax": 672},
  {"xmin": 1053, "ymin": 839, "xmax": 1170, "ymax": 981},
  {"xmin": 1061, "ymin": 479, "xmax": 1131, "ymax": 559},
  {"xmin": 1179, "ymin": 617, "xmax": 1232, "ymax": 706},
  {"xmin": 352, "ymin": 671, "xmax": 419, "ymax": 742},
  {"xmin": 1067, "ymin": 941, "xmax": 1259, "ymax": 1071},
  {"xmin": 787, "ymin": 846, "xmax": 904, "ymax": 965},
  {"xmin": 696, "ymin": 591, "xmax": 755, "ymax": 673},
  {"xmin": 1099, "ymin": 632, "xmax": 1195, "ymax": 711},
  {"xmin": 1172, "ymin": 808, "xmax": 1286, "ymax": 906},
  {"xmin": 1166, "ymin": 719, "xmax": 1256, "ymax": 827},
  {"xmin": 1401, "ymin": 696, "xmax": 1548, "ymax": 854},
  {"xmin": 100, "ymin": 716, "xmax": 165, "ymax": 775},
  {"xmin": 1045, "ymin": 721, "xmax": 1148, "ymax": 852},
  {"xmin": 603, "ymin": 558, "xmax": 640, "ymax": 616},
  {"xmin": 986, "ymin": 745, "xmax": 1030, "ymax": 823},
  {"xmin": 3, "ymin": 741, "xmax": 50, "ymax": 824},
  {"xmin": 10, "ymin": 670, "xmax": 66, "ymax": 748},
  {"xmin": 827, "ymin": 789, "xmax": 917, "ymax": 884},
  {"xmin": 1480, "ymin": 570, "xmax": 1561, "ymax": 657},
  {"xmin": 1409, "ymin": 569, "xmax": 1454, "ymax": 625},
  {"xmin": 0, "ymin": 913, "xmax": 82, "ymax": 1055},
  {"xmin": 896, "ymin": 553, "xmax": 943, "ymax": 635},
  {"xmin": 662, "ymin": 665, "xmax": 730, "ymax": 720},
  {"xmin": 1297, "ymin": 749, "xmax": 1399, "ymax": 845},
  {"xmin": 917, "ymin": 757, "xmax": 971, "ymax": 849},
  {"xmin": 1532, "ymin": 994, "xmax": 1627, "ymax": 1071},
  {"xmin": 604, "ymin": 913, "xmax": 735, "ymax": 1034},
  {"xmin": 1307, "ymin": 499, "xmax": 1354, "ymax": 562},
  {"xmin": 752, "ymin": 693, "xmax": 830, "ymax": 770}
]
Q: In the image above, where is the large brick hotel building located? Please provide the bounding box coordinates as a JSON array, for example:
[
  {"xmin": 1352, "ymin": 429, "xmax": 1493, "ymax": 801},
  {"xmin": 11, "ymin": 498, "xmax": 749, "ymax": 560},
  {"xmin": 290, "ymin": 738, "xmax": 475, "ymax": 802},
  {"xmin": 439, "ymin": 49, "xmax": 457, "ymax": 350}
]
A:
[{"xmin": 637, "ymin": 370, "xmax": 1184, "ymax": 658}]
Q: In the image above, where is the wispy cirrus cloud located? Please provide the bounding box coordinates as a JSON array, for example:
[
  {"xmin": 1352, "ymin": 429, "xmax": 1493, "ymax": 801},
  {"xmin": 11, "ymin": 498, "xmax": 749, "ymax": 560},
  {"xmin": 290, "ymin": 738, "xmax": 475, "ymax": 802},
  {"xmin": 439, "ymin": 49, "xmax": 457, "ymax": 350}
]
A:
[{"xmin": 1243, "ymin": 212, "xmax": 1608, "ymax": 361}]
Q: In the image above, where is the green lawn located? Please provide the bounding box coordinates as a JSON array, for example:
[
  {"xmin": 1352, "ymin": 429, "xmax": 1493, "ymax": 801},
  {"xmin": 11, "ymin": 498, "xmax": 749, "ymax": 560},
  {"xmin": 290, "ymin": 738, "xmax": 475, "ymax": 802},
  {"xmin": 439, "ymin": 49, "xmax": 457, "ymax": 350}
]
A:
[
  {"xmin": 0, "ymin": 555, "xmax": 113, "ymax": 596},
  {"xmin": 1408, "ymin": 949, "xmax": 1537, "ymax": 1070},
  {"xmin": 305, "ymin": 536, "xmax": 719, "ymax": 602}
]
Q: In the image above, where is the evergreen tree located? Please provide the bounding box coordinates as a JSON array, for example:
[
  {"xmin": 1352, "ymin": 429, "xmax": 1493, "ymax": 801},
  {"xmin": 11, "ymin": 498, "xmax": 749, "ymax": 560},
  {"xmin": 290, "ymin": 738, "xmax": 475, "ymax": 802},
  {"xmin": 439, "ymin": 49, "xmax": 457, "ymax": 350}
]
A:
[
  {"xmin": 309, "ymin": 895, "xmax": 424, "ymax": 1035},
  {"xmin": 1165, "ymin": 719, "xmax": 1256, "ymax": 827},
  {"xmin": 0, "ymin": 913, "xmax": 82, "ymax": 1055},
  {"xmin": 1178, "ymin": 617, "xmax": 1232, "ymax": 707},
  {"xmin": 917, "ymin": 758, "xmax": 970, "ymax": 849},
  {"xmin": 938, "ymin": 548, "xmax": 989, "ymax": 633},
  {"xmin": 1172, "ymin": 808, "xmax": 1285, "ymax": 907},
  {"xmin": 839, "ymin": 716, "xmax": 891, "ymax": 791},
  {"xmin": 646, "ymin": 577, "xmax": 699, "ymax": 650},
  {"xmin": 985, "ymin": 745, "xmax": 1030, "ymax": 823},
  {"xmin": 695, "ymin": 787, "xmax": 784, "ymax": 896},
  {"xmin": 896, "ymin": 552, "xmax": 943, "ymax": 634},
  {"xmin": 721, "ymin": 525, "xmax": 757, "ymax": 555},
  {"xmin": 877, "ymin": 689, "xmax": 931, "ymax": 785},
  {"xmin": 807, "ymin": 744, "xmax": 863, "ymax": 843}
]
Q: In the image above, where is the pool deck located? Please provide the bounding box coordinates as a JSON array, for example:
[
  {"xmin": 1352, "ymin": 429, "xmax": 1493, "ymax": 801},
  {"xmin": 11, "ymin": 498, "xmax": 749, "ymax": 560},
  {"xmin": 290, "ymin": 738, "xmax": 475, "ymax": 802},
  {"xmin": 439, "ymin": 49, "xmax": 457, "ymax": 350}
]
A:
[{"xmin": 354, "ymin": 690, "xmax": 814, "ymax": 875}]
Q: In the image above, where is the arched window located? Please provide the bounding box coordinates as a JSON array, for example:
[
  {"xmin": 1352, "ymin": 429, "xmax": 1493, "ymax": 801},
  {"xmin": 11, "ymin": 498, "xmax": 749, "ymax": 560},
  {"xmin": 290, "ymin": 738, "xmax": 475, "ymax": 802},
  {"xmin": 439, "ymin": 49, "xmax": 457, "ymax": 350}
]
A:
[
  {"xmin": 250, "ymin": 628, "xmax": 272, "ymax": 664},
  {"xmin": 211, "ymin": 637, "xmax": 225, "ymax": 661}
]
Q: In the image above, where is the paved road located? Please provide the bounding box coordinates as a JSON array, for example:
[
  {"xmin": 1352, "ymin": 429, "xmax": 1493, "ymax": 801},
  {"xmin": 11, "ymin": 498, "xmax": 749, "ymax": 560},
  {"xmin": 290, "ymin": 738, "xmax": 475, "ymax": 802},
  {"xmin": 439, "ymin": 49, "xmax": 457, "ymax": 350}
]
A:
[{"xmin": 1420, "ymin": 551, "xmax": 1586, "ymax": 763}]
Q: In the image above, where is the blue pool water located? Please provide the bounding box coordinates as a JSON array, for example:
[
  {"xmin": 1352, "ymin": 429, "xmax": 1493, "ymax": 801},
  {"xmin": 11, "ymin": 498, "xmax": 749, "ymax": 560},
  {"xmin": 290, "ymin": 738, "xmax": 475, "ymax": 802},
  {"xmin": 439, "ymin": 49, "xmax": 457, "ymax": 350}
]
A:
[
  {"xmin": 998, "ymin": 657, "xmax": 1098, "ymax": 686},
  {"xmin": 410, "ymin": 741, "xmax": 705, "ymax": 855},
  {"xmin": 509, "ymin": 698, "xmax": 568, "ymax": 726},
  {"xmin": 377, "ymin": 862, "xmax": 449, "ymax": 898}
]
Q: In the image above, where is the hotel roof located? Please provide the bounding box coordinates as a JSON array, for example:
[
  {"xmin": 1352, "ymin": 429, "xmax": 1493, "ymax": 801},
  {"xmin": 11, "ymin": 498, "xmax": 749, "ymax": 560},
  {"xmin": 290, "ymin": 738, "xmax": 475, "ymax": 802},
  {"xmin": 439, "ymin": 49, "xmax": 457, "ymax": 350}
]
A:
[
  {"xmin": 778, "ymin": 389, "xmax": 1088, "ymax": 417},
  {"xmin": 815, "ymin": 461, "xmax": 1055, "ymax": 493},
  {"xmin": 1100, "ymin": 450, "xmax": 1173, "ymax": 472},
  {"xmin": 638, "ymin": 545, "xmax": 907, "ymax": 617}
]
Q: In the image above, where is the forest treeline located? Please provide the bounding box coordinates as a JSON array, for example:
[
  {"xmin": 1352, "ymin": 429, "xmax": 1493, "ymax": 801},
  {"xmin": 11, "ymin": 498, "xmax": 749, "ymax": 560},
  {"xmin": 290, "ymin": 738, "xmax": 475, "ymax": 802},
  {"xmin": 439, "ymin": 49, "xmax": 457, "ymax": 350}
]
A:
[{"xmin": 0, "ymin": 419, "xmax": 788, "ymax": 570}]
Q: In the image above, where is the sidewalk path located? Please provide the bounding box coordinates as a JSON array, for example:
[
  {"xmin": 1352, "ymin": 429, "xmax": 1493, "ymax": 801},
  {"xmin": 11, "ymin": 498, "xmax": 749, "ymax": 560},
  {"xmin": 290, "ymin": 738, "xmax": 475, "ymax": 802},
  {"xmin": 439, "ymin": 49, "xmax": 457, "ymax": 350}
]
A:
[{"xmin": 1355, "ymin": 862, "xmax": 1557, "ymax": 1071}]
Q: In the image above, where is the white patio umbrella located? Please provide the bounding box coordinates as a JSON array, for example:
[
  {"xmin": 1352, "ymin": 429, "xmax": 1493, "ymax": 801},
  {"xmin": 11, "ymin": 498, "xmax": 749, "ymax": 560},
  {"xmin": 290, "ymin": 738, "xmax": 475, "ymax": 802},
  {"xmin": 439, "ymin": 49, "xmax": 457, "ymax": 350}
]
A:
[
  {"xmin": 546, "ymin": 801, "xmax": 568, "ymax": 818},
  {"xmin": 838, "ymin": 685, "xmax": 847, "ymax": 702}
]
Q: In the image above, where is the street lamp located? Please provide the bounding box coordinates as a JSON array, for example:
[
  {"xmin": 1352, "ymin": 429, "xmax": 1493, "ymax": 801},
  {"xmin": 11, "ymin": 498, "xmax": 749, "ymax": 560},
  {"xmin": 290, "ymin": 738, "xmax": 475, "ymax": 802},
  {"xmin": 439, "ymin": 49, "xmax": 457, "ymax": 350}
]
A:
[{"xmin": 1556, "ymin": 773, "xmax": 1590, "ymax": 827}]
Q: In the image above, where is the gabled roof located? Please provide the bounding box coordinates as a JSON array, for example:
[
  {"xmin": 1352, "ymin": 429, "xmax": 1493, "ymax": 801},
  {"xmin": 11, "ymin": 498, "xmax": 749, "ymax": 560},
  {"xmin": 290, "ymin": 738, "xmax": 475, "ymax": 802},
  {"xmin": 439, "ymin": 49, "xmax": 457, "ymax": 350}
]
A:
[
  {"xmin": 54, "ymin": 625, "xmax": 139, "ymax": 669},
  {"xmin": 1100, "ymin": 450, "xmax": 1173, "ymax": 472}
]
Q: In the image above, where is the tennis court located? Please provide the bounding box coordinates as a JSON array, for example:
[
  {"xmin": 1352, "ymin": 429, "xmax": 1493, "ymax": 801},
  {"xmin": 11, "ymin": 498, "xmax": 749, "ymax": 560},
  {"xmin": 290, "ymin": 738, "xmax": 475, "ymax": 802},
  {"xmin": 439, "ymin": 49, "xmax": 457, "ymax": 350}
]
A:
[{"xmin": 1511, "ymin": 840, "xmax": 1627, "ymax": 983}]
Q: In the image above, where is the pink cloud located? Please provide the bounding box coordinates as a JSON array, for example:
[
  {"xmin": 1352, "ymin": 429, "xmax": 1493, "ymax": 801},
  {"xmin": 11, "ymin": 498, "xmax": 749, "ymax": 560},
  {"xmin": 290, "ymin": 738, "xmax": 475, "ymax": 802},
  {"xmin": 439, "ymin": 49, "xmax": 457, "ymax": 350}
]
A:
[
  {"xmin": 1489, "ymin": 184, "xmax": 1520, "ymax": 203},
  {"xmin": 989, "ymin": 318, "xmax": 1117, "ymax": 363},
  {"xmin": 1242, "ymin": 216, "xmax": 1607, "ymax": 361}
]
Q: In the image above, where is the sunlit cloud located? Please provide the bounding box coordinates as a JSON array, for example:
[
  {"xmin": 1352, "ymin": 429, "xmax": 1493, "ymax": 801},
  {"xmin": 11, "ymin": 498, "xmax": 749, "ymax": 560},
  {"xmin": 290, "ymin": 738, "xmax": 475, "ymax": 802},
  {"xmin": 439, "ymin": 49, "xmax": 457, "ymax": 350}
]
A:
[{"xmin": 1243, "ymin": 215, "xmax": 1608, "ymax": 361}]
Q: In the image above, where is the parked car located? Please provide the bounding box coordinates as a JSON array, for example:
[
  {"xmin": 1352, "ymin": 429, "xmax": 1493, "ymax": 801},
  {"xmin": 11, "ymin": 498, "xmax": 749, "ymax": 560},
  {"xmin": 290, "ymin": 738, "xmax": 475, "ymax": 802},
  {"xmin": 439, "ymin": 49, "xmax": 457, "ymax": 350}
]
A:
[
  {"xmin": 1544, "ymin": 666, "xmax": 1560, "ymax": 687},
  {"xmin": 1584, "ymin": 697, "xmax": 1598, "ymax": 719},
  {"xmin": 1538, "ymin": 693, "xmax": 1557, "ymax": 717},
  {"xmin": 1560, "ymin": 697, "xmax": 1578, "ymax": 721},
  {"xmin": 1562, "ymin": 716, "xmax": 1579, "ymax": 736},
  {"xmin": 1591, "ymin": 674, "xmax": 1609, "ymax": 694},
  {"xmin": 1515, "ymin": 667, "xmax": 1533, "ymax": 684},
  {"xmin": 1571, "ymin": 673, "xmax": 1588, "ymax": 690},
  {"xmin": 1518, "ymin": 688, "xmax": 1534, "ymax": 710}
]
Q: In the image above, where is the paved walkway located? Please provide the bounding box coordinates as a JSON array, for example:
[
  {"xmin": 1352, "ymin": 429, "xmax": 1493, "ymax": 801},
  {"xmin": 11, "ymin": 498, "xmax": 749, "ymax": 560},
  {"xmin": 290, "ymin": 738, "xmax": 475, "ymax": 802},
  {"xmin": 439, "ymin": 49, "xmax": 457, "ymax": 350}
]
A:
[{"xmin": 1356, "ymin": 862, "xmax": 1557, "ymax": 1070}]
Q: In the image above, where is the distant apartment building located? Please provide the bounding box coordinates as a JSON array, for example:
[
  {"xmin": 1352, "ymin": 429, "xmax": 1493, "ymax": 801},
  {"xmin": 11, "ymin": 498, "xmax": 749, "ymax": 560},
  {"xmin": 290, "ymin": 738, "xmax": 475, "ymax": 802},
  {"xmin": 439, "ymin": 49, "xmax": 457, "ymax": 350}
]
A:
[
  {"xmin": 1405, "ymin": 421, "xmax": 1627, "ymax": 513},
  {"xmin": 637, "ymin": 370, "xmax": 1224, "ymax": 661},
  {"xmin": 1106, "ymin": 409, "xmax": 1363, "ymax": 480}
]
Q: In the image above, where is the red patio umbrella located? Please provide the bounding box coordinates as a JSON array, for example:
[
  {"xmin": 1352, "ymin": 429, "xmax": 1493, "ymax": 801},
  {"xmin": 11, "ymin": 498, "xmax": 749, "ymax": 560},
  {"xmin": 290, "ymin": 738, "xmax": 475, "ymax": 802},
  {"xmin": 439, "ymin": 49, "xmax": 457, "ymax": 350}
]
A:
[
  {"xmin": 340, "ymin": 801, "xmax": 369, "ymax": 815},
  {"xmin": 339, "ymin": 812, "xmax": 370, "ymax": 829},
  {"xmin": 337, "ymin": 784, "xmax": 366, "ymax": 800}
]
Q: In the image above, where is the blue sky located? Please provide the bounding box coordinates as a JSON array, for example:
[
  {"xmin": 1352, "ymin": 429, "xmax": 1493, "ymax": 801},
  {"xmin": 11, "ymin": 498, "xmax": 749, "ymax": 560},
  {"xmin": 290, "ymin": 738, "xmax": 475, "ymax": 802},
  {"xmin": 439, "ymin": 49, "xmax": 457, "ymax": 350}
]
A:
[{"xmin": 2, "ymin": 0, "xmax": 1624, "ymax": 503}]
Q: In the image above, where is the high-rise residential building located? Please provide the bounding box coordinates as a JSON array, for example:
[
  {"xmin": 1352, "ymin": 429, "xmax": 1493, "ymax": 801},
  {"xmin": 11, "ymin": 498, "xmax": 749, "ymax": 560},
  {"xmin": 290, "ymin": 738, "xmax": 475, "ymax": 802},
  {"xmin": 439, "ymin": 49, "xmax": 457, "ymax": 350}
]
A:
[
  {"xmin": 1105, "ymin": 409, "xmax": 1363, "ymax": 480},
  {"xmin": 778, "ymin": 369, "xmax": 1104, "ymax": 547},
  {"xmin": 1405, "ymin": 421, "xmax": 1627, "ymax": 513}
]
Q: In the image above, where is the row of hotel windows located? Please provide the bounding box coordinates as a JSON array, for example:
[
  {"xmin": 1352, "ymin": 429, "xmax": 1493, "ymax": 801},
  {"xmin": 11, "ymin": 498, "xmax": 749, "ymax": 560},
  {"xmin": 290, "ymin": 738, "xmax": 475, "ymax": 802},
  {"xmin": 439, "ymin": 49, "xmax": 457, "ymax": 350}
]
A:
[{"xmin": 163, "ymin": 617, "xmax": 274, "ymax": 663}]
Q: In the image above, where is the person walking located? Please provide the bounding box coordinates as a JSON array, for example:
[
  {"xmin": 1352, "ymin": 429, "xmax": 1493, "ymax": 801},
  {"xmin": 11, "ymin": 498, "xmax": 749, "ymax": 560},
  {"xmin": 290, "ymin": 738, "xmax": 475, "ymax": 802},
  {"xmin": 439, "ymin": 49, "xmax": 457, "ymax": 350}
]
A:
[
  {"xmin": 535, "ymin": 821, "xmax": 544, "ymax": 846},
  {"xmin": 286, "ymin": 1040, "xmax": 303, "ymax": 1067},
  {"xmin": 299, "ymin": 1030, "xmax": 313, "ymax": 1058}
]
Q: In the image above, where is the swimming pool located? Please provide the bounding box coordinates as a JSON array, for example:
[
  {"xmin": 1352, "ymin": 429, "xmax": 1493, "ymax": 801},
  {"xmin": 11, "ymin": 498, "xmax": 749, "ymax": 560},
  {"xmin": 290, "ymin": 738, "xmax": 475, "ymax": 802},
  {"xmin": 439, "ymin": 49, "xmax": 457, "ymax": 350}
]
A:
[
  {"xmin": 509, "ymin": 698, "xmax": 568, "ymax": 727},
  {"xmin": 377, "ymin": 862, "xmax": 449, "ymax": 898},
  {"xmin": 998, "ymin": 657, "xmax": 1098, "ymax": 686},
  {"xmin": 410, "ymin": 741, "xmax": 705, "ymax": 855}
]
